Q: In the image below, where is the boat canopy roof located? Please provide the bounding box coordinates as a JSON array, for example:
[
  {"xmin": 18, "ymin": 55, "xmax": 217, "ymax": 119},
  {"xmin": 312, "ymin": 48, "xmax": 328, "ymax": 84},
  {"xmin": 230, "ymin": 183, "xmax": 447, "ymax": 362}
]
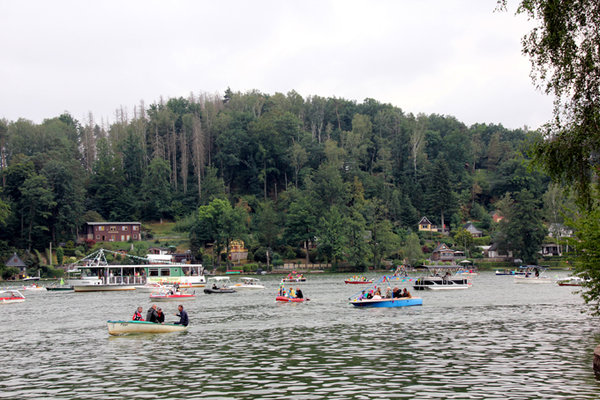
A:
[
  {"xmin": 208, "ymin": 276, "xmax": 231, "ymax": 281},
  {"xmin": 242, "ymin": 277, "xmax": 260, "ymax": 282}
]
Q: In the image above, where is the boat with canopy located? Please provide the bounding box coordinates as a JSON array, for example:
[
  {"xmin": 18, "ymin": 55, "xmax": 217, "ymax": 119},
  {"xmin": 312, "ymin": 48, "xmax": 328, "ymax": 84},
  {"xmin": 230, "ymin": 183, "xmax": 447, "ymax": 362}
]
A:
[
  {"xmin": 412, "ymin": 265, "xmax": 472, "ymax": 290},
  {"xmin": 348, "ymin": 276, "xmax": 423, "ymax": 308},
  {"xmin": 67, "ymin": 249, "xmax": 206, "ymax": 292},
  {"xmin": 0, "ymin": 289, "xmax": 26, "ymax": 304},
  {"xmin": 513, "ymin": 265, "xmax": 553, "ymax": 284}
]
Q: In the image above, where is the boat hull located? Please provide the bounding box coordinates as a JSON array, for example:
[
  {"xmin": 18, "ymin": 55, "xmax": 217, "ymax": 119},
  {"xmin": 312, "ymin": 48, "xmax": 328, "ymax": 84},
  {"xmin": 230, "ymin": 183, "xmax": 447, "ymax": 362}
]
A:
[
  {"xmin": 281, "ymin": 279, "xmax": 306, "ymax": 283},
  {"xmin": 514, "ymin": 276, "xmax": 553, "ymax": 284},
  {"xmin": 413, "ymin": 277, "xmax": 471, "ymax": 290},
  {"xmin": 276, "ymin": 296, "xmax": 306, "ymax": 303},
  {"xmin": 73, "ymin": 285, "xmax": 136, "ymax": 292},
  {"xmin": 149, "ymin": 294, "xmax": 196, "ymax": 301},
  {"xmin": 350, "ymin": 298, "xmax": 423, "ymax": 307},
  {"xmin": 107, "ymin": 320, "xmax": 188, "ymax": 335},
  {"xmin": 344, "ymin": 281, "xmax": 373, "ymax": 284},
  {"xmin": 46, "ymin": 286, "xmax": 74, "ymax": 291},
  {"xmin": 204, "ymin": 288, "xmax": 236, "ymax": 294},
  {"xmin": 0, "ymin": 298, "xmax": 25, "ymax": 304}
]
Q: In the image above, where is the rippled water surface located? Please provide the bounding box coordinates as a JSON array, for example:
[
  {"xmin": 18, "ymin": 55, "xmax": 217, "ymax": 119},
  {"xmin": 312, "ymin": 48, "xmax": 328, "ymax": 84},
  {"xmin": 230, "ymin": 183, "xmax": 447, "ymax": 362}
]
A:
[{"xmin": 3, "ymin": 272, "xmax": 600, "ymax": 399}]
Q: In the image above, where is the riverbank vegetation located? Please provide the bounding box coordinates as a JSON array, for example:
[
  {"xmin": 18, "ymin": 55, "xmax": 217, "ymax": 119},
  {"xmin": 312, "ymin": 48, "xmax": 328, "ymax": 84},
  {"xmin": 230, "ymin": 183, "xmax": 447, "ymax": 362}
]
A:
[{"xmin": 0, "ymin": 89, "xmax": 570, "ymax": 275}]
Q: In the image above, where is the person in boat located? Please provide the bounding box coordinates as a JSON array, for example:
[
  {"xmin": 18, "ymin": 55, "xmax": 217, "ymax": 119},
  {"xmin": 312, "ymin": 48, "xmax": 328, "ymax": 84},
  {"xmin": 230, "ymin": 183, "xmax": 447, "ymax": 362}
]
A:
[
  {"xmin": 288, "ymin": 287, "xmax": 296, "ymax": 298},
  {"xmin": 296, "ymin": 288, "xmax": 303, "ymax": 299},
  {"xmin": 156, "ymin": 307, "xmax": 165, "ymax": 324},
  {"xmin": 212, "ymin": 283, "xmax": 218, "ymax": 290},
  {"xmin": 402, "ymin": 288, "xmax": 411, "ymax": 298},
  {"xmin": 174, "ymin": 304, "xmax": 189, "ymax": 326},
  {"xmin": 146, "ymin": 304, "xmax": 159, "ymax": 323},
  {"xmin": 385, "ymin": 287, "xmax": 392, "ymax": 298},
  {"xmin": 132, "ymin": 306, "xmax": 144, "ymax": 321}
]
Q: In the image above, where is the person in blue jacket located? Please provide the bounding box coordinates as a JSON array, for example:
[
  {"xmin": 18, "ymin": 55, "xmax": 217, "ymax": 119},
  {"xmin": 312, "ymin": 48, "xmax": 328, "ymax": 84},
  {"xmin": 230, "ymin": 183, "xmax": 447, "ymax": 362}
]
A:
[{"xmin": 174, "ymin": 304, "xmax": 189, "ymax": 326}]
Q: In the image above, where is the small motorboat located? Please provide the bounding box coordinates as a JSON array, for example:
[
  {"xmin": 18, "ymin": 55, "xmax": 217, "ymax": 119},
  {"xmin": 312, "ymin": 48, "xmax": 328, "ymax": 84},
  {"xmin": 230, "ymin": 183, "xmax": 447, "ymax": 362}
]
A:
[
  {"xmin": 514, "ymin": 266, "xmax": 552, "ymax": 284},
  {"xmin": 204, "ymin": 287, "xmax": 236, "ymax": 294},
  {"xmin": 557, "ymin": 276, "xmax": 587, "ymax": 286},
  {"xmin": 204, "ymin": 277, "xmax": 237, "ymax": 294},
  {"xmin": 348, "ymin": 275, "xmax": 423, "ymax": 308},
  {"xmin": 46, "ymin": 286, "xmax": 74, "ymax": 291},
  {"xmin": 136, "ymin": 282, "xmax": 173, "ymax": 293},
  {"xmin": 281, "ymin": 273, "xmax": 306, "ymax": 283},
  {"xmin": 22, "ymin": 284, "xmax": 46, "ymax": 292},
  {"xmin": 107, "ymin": 320, "xmax": 188, "ymax": 335},
  {"xmin": 0, "ymin": 289, "xmax": 26, "ymax": 304},
  {"xmin": 150, "ymin": 289, "xmax": 196, "ymax": 301},
  {"xmin": 229, "ymin": 277, "xmax": 265, "ymax": 290},
  {"xmin": 349, "ymin": 297, "xmax": 423, "ymax": 308},
  {"xmin": 276, "ymin": 296, "xmax": 307, "ymax": 303},
  {"xmin": 344, "ymin": 276, "xmax": 373, "ymax": 284}
]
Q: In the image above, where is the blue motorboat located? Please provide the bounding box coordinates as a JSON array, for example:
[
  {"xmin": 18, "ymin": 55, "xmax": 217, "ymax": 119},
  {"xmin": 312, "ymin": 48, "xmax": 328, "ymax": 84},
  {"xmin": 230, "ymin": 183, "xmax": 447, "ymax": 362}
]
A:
[{"xmin": 348, "ymin": 275, "xmax": 422, "ymax": 308}]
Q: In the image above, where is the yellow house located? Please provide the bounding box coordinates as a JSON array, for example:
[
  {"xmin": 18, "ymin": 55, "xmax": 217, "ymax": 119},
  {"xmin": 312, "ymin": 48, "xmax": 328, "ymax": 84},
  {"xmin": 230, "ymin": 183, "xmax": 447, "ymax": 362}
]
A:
[
  {"xmin": 418, "ymin": 217, "xmax": 436, "ymax": 232},
  {"xmin": 227, "ymin": 240, "xmax": 248, "ymax": 263}
]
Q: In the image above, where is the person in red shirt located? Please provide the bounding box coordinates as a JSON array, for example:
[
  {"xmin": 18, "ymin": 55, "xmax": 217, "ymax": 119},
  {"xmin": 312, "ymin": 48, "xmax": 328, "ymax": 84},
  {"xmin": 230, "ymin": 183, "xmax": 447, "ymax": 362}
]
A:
[{"xmin": 132, "ymin": 306, "xmax": 144, "ymax": 321}]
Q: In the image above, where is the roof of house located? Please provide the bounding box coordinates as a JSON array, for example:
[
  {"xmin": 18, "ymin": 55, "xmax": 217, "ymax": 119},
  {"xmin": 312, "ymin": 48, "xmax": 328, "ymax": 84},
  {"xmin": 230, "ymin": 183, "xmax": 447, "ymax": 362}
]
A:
[
  {"xmin": 85, "ymin": 222, "xmax": 141, "ymax": 225},
  {"xmin": 432, "ymin": 243, "xmax": 452, "ymax": 253},
  {"xmin": 419, "ymin": 216, "xmax": 433, "ymax": 225},
  {"xmin": 5, "ymin": 252, "xmax": 26, "ymax": 267},
  {"xmin": 463, "ymin": 223, "xmax": 483, "ymax": 234}
]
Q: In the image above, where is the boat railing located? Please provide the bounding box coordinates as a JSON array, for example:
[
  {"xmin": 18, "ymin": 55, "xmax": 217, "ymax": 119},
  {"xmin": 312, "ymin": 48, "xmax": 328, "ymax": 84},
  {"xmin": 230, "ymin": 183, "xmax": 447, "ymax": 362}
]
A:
[{"xmin": 105, "ymin": 276, "xmax": 147, "ymax": 285}]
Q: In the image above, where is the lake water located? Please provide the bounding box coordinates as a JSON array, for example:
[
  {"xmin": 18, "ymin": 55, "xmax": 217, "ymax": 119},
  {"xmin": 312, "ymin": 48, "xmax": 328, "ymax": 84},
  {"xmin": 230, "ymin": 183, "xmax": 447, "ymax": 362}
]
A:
[{"xmin": 2, "ymin": 271, "xmax": 600, "ymax": 399}]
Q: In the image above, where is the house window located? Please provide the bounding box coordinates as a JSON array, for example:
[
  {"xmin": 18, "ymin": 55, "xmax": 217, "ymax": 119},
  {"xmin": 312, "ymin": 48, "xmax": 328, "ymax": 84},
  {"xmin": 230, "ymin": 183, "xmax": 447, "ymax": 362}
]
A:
[
  {"xmin": 109, "ymin": 226, "xmax": 117, "ymax": 233},
  {"xmin": 133, "ymin": 226, "xmax": 139, "ymax": 231},
  {"xmin": 96, "ymin": 235, "xmax": 100, "ymax": 240},
  {"xmin": 98, "ymin": 226, "xmax": 105, "ymax": 231},
  {"xmin": 133, "ymin": 234, "xmax": 137, "ymax": 239},
  {"xmin": 122, "ymin": 226, "xmax": 128, "ymax": 231}
]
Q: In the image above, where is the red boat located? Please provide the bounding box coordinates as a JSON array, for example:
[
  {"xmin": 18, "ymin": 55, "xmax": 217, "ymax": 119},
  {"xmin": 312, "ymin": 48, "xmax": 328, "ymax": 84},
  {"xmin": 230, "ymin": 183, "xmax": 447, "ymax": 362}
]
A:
[
  {"xmin": 276, "ymin": 296, "xmax": 306, "ymax": 303},
  {"xmin": 344, "ymin": 280, "xmax": 373, "ymax": 284}
]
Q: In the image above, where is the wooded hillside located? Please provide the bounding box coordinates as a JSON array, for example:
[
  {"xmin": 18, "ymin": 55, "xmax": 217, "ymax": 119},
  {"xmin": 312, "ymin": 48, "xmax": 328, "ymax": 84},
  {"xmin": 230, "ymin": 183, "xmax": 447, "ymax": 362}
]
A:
[{"xmin": 0, "ymin": 89, "xmax": 562, "ymax": 268}]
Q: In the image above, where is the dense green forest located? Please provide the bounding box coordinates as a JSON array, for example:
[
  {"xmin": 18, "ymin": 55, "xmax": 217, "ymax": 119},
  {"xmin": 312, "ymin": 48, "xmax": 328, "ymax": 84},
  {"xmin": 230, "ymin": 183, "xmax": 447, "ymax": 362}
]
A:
[{"xmin": 0, "ymin": 89, "xmax": 565, "ymax": 270}]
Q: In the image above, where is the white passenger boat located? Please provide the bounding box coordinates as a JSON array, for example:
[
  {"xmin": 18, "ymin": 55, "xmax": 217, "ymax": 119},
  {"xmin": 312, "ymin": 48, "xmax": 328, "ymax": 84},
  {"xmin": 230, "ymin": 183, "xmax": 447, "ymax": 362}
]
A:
[
  {"xmin": 229, "ymin": 277, "xmax": 265, "ymax": 290},
  {"xmin": 0, "ymin": 289, "xmax": 26, "ymax": 304},
  {"xmin": 107, "ymin": 320, "xmax": 188, "ymax": 335},
  {"xmin": 67, "ymin": 249, "xmax": 206, "ymax": 292}
]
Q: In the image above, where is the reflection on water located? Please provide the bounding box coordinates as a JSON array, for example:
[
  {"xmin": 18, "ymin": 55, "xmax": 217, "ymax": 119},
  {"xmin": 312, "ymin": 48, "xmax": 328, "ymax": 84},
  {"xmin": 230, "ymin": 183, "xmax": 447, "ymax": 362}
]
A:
[{"xmin": 2, "ymin": 272, "xmax": 600, "ymax": 399}]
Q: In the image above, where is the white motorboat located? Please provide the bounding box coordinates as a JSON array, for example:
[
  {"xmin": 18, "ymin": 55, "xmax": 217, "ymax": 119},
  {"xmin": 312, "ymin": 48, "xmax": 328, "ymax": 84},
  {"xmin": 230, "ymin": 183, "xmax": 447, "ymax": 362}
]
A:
[
  {"xmin": 135, "ymin": 282, "xmax": 173, "ymax": 293},
  {"xmin": 514, "ymin": 265, "xmax": 552, "ymax": 284},
  {"xmin": 107, "ymin": 320, "xmax": 187, "ymax": 335},
  {"xmin": 412, "ymin": 265, "xmax": 472, "ymax": 290},
  {"xmin": 0, "ymin": 289, "xmax": 26, "ymax": 304},
  {"xmin": 21, "ymin": 284, "xmax": 46, "ymax": 292},
  {"xmin": 229, "ymin": 277, "xmax": 265, "ymax": 290}
]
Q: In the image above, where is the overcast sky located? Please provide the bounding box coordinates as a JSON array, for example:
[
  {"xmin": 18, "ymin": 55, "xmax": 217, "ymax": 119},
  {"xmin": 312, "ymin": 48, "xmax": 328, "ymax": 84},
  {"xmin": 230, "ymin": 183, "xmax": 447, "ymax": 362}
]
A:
[{"xmin": 0, "ymin": 0, "xmax": 553, "ymax": 130}]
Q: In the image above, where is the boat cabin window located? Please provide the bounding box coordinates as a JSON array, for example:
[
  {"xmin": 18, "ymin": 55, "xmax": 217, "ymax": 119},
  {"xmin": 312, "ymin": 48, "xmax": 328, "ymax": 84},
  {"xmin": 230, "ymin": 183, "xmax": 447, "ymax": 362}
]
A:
[
  {"xmin": 149, "ymin": 268, "xmax": 159, "ymax": 277},
  {"xmin": 160, "ymin": 268, "xmax": 170, "ymax": 276}
]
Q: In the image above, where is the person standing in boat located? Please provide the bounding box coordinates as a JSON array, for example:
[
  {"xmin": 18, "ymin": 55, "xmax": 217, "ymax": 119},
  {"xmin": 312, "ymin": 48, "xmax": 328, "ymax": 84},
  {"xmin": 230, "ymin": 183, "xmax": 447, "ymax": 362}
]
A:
[
  {"xmin": 146, "ymin": 304, "xmax": 159, "ymax": 323},
  {"xmin": 295, "ymin": 287, "xmax": 303, "ymax": 299},
  {"xmin": 132, "ymin": 306, "xmax": 144, "ymax": 321},
  {"xmin": 174, "ymin": 304, "xmax": 189, "ymax": 326},
  {"xmin": 156, "ymin": 307, "xmax": 165, "ymax": 324}
]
